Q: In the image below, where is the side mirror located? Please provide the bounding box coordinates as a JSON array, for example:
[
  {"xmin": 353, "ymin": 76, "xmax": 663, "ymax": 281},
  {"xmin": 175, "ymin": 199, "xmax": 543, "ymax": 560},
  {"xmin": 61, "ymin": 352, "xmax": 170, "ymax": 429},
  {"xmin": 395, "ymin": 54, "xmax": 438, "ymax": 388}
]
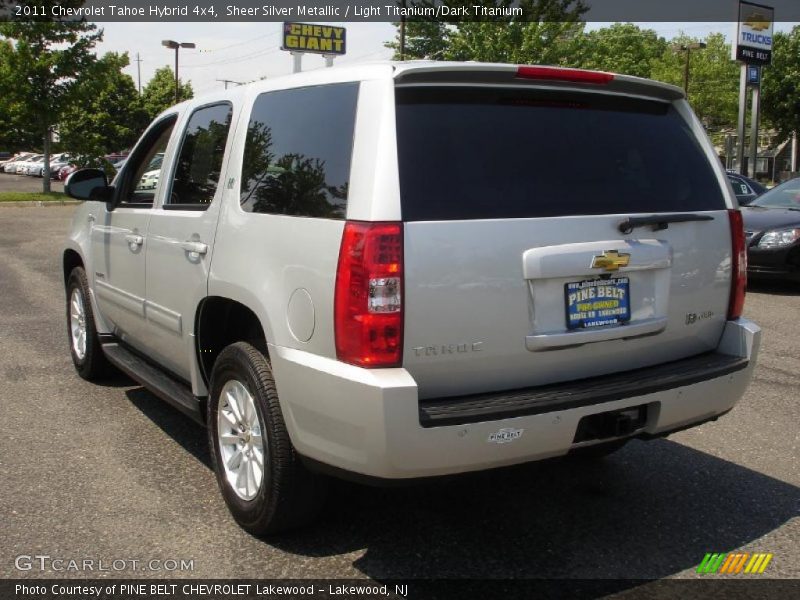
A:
[{"xmin": 65, "ymin": 169, "xmax": 114, "ymax": 204}]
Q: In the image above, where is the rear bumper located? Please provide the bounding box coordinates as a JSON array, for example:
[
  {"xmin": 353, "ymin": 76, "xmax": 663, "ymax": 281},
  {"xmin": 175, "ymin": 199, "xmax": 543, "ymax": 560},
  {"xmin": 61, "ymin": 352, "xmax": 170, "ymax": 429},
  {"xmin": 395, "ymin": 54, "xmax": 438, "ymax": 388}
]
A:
[{"xmin": 269, "ymin": 318, "xmax": 760, "ymax": 480}]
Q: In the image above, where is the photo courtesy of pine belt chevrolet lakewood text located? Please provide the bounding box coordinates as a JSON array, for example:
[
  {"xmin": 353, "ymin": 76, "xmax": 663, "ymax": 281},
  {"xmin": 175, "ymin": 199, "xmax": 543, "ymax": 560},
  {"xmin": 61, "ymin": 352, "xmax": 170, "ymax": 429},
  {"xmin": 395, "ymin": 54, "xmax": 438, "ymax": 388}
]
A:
[{"xmin": 62, "ymin": 61, "xmax": 760, "ymax": 534}]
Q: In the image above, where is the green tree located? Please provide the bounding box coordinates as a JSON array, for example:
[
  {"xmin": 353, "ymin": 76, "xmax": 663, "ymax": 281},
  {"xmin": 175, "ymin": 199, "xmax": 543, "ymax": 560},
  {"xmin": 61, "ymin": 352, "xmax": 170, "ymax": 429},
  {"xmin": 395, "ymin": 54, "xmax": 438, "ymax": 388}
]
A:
[
  {"xmin": 0, "ymin": 39, "xmax": 38, "ymax": 151},
  {"xmin": 141, "ymin": 66, "xmax": 193, "ymax": 119},
  {"xmin": 761, "ymin": 26, "xmax": 800, "ymax": 144},
  {"xmin": 0, "ymin": 1, "xmax": 103, "ymax": 191},
  {"xmin": 386, "ymin": 1, "xmax": 587, "ymax": 64},
  {"xmin": 650, "ymin": 33, "xmax": 739, "ymax": 129},
  {"xmin": 573, "ymin": 23, "xmax": 668, "ymax": 78},
  {"xmin": 385, "ymin": 21, "xmax": 449, "ymax": 60},
  {"xmin": 59, "ymin": 52, "xmax": 149, "ymax": 163},
  {"xmin": 444, "ymin": 20, "xmax": 585, "ymax": 65}
]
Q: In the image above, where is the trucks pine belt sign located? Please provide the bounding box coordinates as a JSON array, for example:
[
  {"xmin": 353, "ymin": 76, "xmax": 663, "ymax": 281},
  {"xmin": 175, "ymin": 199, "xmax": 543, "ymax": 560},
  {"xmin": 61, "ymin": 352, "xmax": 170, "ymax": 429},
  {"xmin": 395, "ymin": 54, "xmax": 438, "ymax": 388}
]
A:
[{"xmin": 283, "ymin": 22, "xmax": 346, "ymax": 55}]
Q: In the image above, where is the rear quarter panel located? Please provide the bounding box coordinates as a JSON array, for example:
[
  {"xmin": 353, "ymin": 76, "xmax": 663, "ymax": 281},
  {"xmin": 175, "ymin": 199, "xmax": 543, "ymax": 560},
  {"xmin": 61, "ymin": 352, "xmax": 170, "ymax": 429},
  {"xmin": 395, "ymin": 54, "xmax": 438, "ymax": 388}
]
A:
[{"xmin": 208, "ymin": 73, "xmax": 396, "ymax": 357}]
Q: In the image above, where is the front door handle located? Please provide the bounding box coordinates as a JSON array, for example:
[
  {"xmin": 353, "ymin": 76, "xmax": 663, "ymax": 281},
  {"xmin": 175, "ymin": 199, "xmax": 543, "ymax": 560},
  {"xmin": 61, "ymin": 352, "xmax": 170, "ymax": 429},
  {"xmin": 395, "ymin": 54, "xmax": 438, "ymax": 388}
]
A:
[
  {"xmin": 125, "ymin": 234, "xmax": 144, "ymax": 246},
  {"xmin": 180, "ymin": 241, "xmax": 208, "ymax": 255}
]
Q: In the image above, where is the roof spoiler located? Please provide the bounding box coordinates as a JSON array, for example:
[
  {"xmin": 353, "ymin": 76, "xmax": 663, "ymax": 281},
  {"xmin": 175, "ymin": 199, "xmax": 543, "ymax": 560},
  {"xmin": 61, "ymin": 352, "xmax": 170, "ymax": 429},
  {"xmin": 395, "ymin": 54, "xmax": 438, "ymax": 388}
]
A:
[{"xmin": 393, "ymin": 63, "xmax": 685, "ymax": 102}]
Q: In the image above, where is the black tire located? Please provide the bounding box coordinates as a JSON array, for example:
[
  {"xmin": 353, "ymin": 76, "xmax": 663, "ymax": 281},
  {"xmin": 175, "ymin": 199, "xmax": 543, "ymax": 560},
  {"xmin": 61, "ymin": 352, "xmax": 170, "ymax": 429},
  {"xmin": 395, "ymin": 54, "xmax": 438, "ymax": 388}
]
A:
[
  {"xmin": 568, "ymin": 439, "xmax": 629, "ymax": 460},
  {"xmin": 66, "ymin": 266, "xmax": 112, "ymax": 380},
  {"xmin": 208, "ymin": 342, "xmax": 327, "ymax": 535}
]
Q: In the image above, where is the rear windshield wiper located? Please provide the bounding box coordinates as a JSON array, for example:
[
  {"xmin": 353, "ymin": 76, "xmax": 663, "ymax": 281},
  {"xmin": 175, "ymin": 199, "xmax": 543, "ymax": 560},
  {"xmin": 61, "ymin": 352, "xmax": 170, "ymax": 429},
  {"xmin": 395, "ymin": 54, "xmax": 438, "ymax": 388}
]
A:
[{"xmin": 619, "ymin": 213, "xmax": 714, "ymax": 234}]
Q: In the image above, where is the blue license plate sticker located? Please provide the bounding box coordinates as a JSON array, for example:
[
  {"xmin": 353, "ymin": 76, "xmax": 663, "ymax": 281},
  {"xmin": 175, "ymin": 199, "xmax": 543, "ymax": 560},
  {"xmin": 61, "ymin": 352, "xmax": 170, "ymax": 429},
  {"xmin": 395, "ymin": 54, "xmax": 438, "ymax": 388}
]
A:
[{"xmin": 565, "ymin": 277, "xmax": 631, "ymax": 330}]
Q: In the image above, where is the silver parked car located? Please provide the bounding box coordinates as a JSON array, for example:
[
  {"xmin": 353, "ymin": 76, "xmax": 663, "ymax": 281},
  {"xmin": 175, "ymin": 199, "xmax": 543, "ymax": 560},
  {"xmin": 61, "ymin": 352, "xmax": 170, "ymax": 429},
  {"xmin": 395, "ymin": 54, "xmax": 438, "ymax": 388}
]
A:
[
  {"xmin": 42, "ymin": 153, "xmax": 71, "ymax": 178},
  {"xmin": 62, "ymin": 62, "xmax": 760, "ymax": 534}
]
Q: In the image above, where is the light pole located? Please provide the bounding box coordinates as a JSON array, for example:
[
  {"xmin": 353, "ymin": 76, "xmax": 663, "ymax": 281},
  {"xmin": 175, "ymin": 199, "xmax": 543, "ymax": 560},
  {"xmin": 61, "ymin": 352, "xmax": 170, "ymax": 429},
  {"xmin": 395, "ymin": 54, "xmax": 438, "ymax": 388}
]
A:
[
  {"xmin": 677, "ymin": 42, "xmax": 707, "ymax": 96},
  {"xmin": 161, "ymin": 40, "xmax": 195, "ymax": 104}
]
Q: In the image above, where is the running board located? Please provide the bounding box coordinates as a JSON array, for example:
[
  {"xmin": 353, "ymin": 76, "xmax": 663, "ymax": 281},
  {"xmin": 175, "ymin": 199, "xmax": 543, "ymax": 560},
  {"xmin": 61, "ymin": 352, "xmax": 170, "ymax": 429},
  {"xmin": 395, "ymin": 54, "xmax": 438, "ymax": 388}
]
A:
[{"xmin": 102, "ymin": 342, "xmax": 205, "ymax": 425}]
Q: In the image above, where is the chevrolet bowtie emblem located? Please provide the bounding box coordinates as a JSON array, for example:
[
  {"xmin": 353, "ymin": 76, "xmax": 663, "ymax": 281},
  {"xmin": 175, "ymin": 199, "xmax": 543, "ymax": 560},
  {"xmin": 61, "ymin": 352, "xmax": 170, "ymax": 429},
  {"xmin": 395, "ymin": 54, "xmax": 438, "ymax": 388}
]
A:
[{"xmin": 591, "ymin": 250, "xmax": 631, "ymax": 271}]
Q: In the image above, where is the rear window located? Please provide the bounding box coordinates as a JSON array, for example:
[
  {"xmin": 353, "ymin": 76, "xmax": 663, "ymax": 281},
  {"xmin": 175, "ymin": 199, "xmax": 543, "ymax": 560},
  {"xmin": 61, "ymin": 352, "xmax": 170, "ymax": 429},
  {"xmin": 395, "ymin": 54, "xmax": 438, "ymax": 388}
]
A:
[{"xmin": 395, "ymin": 87, "xmax": 725, "ymax": 221}]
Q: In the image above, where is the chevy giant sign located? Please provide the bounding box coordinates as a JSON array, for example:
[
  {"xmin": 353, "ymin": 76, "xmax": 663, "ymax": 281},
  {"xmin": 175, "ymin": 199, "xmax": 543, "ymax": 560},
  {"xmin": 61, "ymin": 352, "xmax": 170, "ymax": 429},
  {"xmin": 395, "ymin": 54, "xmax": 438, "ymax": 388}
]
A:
[
  {"xmin": 733, "ymin": 1, "xmax": 774, "ymax": 65},
  {"xmin": 282, "ymin": 22, "xmax": 346, "ymax": 55}
]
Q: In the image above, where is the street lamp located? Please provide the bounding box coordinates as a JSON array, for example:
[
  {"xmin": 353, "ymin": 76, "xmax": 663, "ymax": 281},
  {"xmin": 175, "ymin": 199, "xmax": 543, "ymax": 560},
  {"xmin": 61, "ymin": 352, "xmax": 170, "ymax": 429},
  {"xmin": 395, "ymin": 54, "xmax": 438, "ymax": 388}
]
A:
[
  {"xmin": 161, "ymin": 40, "xmax": 195, "ymax": 104},
  {"xmin": 676, "ymin": 42, "xmax": 707, "ymax": 96}
]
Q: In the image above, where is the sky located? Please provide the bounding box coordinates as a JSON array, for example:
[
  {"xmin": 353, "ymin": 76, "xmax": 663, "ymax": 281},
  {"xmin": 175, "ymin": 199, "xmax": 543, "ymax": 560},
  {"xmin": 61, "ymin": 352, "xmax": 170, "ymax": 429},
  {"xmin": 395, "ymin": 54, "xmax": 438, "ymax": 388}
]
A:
[
  {"xmin": 92, "ymin": 21, "xmax": 798, "ymax": 97},
  {"xmin": 95, "ymin": 22, "xmax": 396, "ymax": 96}
]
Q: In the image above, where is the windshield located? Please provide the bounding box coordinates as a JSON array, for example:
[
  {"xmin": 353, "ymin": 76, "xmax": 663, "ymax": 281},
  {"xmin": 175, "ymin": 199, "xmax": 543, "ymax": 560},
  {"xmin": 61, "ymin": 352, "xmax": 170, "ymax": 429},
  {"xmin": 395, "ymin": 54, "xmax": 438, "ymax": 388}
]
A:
[{"xmin": 750, "ymin": 178, "xmax": 800, "ymax": 209}]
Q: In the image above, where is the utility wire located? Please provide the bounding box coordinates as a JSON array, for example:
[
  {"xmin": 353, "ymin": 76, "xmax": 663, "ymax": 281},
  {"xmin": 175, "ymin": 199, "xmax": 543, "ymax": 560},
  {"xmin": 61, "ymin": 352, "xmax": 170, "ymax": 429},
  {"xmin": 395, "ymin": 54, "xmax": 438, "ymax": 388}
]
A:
[
  {"xmin": 182, "ymin": 46, "xmax": 282, "ymax": 68},
  {"xmin": 198, "ymin": 30, "xmax": 280, "ymax": 54}
]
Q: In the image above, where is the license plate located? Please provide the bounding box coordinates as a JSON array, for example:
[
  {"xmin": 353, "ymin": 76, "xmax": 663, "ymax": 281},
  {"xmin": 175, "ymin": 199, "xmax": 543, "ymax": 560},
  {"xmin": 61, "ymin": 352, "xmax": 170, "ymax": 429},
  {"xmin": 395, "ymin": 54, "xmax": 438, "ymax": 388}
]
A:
[{"xmin": 565, "ymin": 277, "xmax": 631, "ymax": 330}]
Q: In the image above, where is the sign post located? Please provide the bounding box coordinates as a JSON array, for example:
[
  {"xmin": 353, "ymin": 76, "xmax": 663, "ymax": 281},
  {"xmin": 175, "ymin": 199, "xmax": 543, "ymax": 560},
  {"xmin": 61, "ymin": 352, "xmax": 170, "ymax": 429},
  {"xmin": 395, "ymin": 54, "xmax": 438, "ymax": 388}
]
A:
[
  {"xmin": 732, "ymin": 1, "xmax": 773, "ymax": 176},
  {"xmin": 282, "ymin": 22, "xmax": 347, "ymax": 73},
  {"xmin": 736, "ymin": 64, "xmax": 748, "ymax": 174},
  {"xmin": 749, "ymin": 77, "xmax": 761, "ymax": 179}
]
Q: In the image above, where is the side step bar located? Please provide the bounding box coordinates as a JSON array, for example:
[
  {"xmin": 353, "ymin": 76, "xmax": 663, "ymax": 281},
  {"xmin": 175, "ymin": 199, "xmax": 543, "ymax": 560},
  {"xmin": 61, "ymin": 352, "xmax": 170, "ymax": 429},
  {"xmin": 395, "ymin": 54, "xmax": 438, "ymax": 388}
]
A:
[{"xmin": 102, "ymin": 342, "xmax": 205, "ymax": 425}]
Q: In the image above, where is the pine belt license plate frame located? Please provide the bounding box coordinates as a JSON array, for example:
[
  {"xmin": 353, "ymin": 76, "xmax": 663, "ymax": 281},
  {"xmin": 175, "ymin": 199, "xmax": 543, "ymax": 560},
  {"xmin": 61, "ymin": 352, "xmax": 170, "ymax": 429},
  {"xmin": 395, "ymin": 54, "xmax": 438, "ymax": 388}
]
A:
[{"xmin": 565, "ymin": 276, "xmax": 631, "ymax": 330}]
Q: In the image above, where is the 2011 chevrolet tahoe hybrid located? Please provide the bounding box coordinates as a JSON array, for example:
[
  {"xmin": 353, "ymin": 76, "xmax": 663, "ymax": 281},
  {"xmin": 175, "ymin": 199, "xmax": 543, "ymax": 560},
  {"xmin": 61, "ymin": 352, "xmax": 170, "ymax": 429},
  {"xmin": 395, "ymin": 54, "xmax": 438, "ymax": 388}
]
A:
[{"xmin": 63, "ymin": 62, "xmax": 760, "ymax": 534}]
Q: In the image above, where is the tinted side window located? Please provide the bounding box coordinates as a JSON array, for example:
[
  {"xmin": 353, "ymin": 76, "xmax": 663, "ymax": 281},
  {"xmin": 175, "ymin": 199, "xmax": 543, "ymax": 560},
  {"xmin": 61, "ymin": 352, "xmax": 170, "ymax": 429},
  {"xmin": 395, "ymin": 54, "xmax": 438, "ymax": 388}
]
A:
[
  {"xmin": 240, "ymin": 83, "xmax": 358, "ymax": 218},
  {"xmin": 396, "ymin": 87, "xmax": 726, "ymax": 221},
  {"xmin": 121, "ymin": 117, "xmax": 176, "ymax": 207},
  {"xmin": 167, "ymin": 103, "xmax": 233, "ymax": 209}
]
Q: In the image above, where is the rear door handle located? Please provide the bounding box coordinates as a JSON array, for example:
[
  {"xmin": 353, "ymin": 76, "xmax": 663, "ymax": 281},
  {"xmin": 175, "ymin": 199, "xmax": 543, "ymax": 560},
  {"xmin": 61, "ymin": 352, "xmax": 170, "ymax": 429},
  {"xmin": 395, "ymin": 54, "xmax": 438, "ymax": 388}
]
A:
[
  {"xmin": 125, "ymin": 234, "xmax": 144, "ymax": 246},
  {"xmin": 180, "ymin": 241, "xmax": 208, "ymax": 255}
]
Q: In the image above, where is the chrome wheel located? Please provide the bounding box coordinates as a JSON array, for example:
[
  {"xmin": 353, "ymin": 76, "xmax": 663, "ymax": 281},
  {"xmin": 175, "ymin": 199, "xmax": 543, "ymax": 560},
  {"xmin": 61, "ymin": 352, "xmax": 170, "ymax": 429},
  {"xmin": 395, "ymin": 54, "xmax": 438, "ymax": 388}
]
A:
[
  {"xmin": 69, "ymin": 288, "xmax": 87, "ymax": 360},
  {"xmin": 217, "ymin": 379, "xmax": 265, "ymax": 501}
]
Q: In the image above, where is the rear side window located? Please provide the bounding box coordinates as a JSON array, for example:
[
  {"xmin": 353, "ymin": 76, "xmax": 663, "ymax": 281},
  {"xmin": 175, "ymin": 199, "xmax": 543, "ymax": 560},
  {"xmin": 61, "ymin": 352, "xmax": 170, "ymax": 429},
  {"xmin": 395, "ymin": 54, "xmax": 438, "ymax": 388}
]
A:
[
  {"xmin": 396, "ymin": 87, "xmax": 726, "ymax": 221},
  {"xmin": 167, "ymin": 103, "xmax": 233, "ymax": 209},
  {"xmin": 240, "ymin": 83, "xmax": 358, "ymax": 219}
]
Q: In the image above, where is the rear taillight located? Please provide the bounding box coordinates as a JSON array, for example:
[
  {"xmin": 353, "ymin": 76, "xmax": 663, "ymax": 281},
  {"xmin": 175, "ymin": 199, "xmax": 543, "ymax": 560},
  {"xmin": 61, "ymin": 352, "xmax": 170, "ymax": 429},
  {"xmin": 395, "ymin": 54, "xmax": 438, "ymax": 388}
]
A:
[
  {"xmin": 335, "ymin": 221, "xmax": 403, "ymax": 367},
  {"xmin": 728, "ymin": 209, "xmax": 747, "ymax": 320},
  {"xmin": 516, "ymin": 66, "xmax": 614, "ymax": 85}
]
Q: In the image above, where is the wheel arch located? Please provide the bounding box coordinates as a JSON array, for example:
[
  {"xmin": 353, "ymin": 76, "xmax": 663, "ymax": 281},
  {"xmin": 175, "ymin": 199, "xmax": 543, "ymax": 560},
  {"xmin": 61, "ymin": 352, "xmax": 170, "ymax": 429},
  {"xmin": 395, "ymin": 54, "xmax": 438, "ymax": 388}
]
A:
[
  {"xmin": 195, "ymin": 296, "xmax": 271, "ymax": 387},
  {"xmin": 62, "ymin": 248, "xmax": 84, "ymax": 286}
]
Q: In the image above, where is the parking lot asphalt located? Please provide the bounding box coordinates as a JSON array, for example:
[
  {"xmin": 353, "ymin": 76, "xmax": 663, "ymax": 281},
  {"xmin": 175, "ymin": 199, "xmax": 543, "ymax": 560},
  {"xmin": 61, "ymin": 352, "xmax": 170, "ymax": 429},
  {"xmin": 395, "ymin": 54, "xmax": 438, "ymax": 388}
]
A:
[
  {"xmin": 0, "ymin": 172, "xmax": 64, "ymax": 193},
  {"xmin": 0, "ymin": 206, "xmax": 797, "ymax": 584}
]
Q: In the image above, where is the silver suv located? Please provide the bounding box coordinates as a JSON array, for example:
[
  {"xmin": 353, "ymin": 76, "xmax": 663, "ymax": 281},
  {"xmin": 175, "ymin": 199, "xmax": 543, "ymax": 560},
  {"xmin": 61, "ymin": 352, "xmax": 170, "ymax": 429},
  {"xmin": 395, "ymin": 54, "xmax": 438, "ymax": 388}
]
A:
[{"xmin": 63, "ymin": 62, "xmax": 760, "ymax": 534}]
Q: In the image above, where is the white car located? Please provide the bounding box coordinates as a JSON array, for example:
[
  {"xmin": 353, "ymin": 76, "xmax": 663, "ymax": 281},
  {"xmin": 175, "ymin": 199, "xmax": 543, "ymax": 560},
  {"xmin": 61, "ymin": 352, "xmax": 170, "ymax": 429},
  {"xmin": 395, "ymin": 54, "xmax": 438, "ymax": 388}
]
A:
[
  {"xmin": 3, "ymin": 152, "xmax": 35, "ymax": 173},
  {"xmin": 135, "ymin": 168, "xmax": 159, "ymax": 190},
  {"xmin": 17, "ymin": 154, "xmax": 44, "ymax": 175},
  {"xmin": 62, "ymin": 61, "xmax": 760, "ymax": 535}
]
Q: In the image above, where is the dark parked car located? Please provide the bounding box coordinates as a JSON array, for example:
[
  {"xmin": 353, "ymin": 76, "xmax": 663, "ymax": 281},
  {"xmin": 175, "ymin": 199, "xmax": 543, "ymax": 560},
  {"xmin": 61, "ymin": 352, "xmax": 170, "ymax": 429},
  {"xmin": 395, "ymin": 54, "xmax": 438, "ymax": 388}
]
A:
[
  {"xmin": 727, "ymin": 171, "xmax": 767, "ymax": 205},
  {"xmin": 741, "ymin": 177, "xmax": 800, "ymax": 282}
]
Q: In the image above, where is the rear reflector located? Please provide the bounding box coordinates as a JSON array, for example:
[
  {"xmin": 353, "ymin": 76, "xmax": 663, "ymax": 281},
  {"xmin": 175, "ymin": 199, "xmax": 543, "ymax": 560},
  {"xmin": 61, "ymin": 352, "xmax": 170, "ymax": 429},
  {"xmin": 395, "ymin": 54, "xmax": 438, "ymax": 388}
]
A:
[
  {"xmin": 516, "ymin": 66, "xmax": 614, "ymax": 85},
  {"xmin": 335, "ymin": 221, "xmax": 403, "ymax": 367},
  {"xmin": 728, "ymin": 209, "xmax": 747, "ymax": 320}
]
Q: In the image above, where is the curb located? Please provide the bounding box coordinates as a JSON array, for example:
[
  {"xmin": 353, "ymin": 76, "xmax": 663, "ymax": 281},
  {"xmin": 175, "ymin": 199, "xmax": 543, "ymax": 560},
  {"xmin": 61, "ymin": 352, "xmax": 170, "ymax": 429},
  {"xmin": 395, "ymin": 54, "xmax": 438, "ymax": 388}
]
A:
[{"xmin": 0, "ymin": 200, "xmax": 81, "ymax": 207}]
